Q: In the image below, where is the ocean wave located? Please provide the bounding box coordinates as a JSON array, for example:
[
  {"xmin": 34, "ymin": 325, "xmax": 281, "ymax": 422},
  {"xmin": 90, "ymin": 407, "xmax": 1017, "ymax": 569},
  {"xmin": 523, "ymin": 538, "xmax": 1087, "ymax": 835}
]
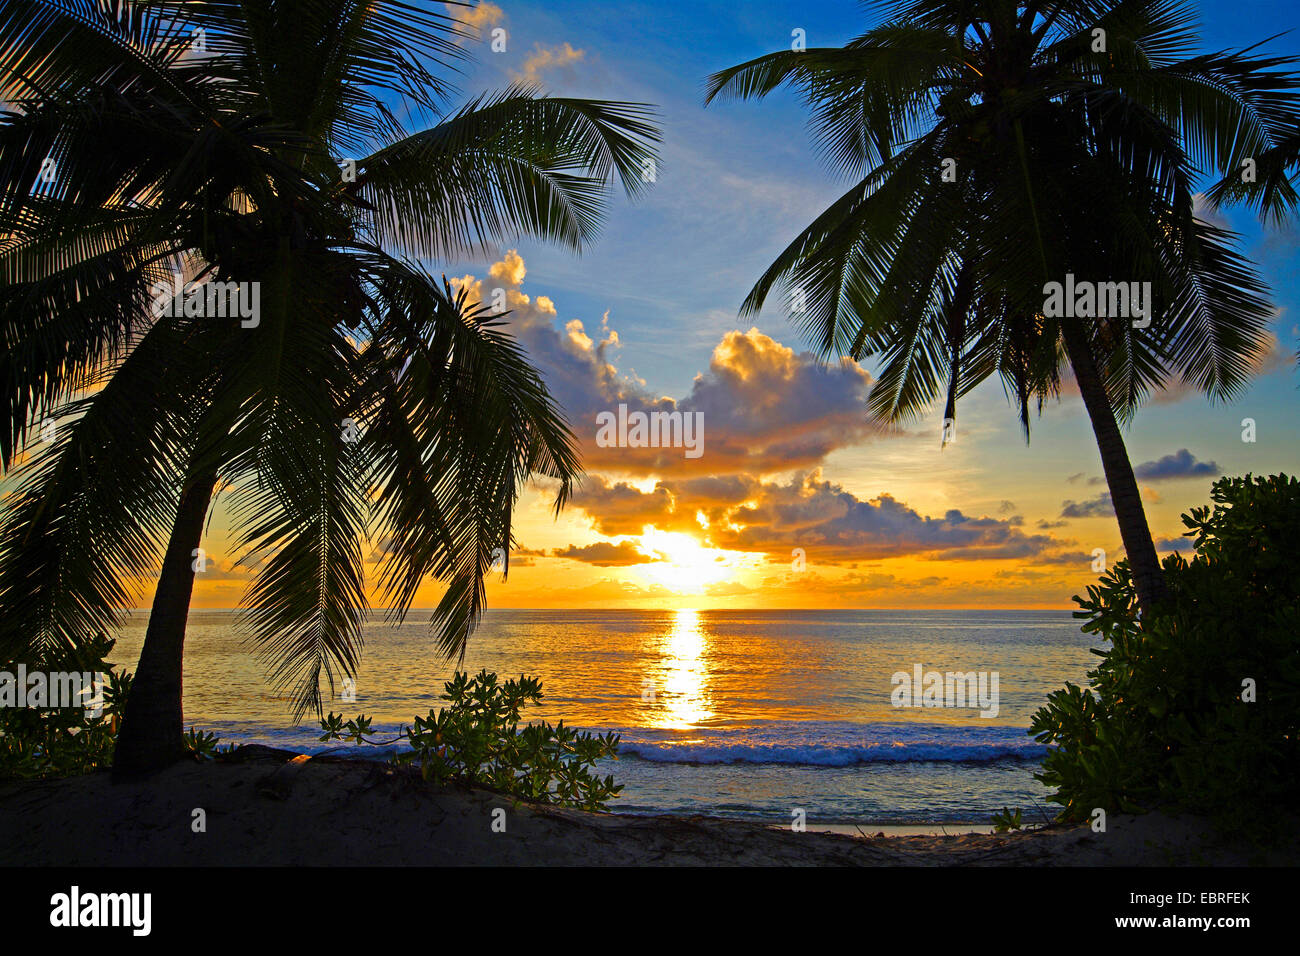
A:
[
  {"xmin": 606, "ymin": 721, "xmax": 1044, "ymax": 766},
  {"xmin": 188, "ymin": 718, "xmax": 1046, "ymax": 767}
]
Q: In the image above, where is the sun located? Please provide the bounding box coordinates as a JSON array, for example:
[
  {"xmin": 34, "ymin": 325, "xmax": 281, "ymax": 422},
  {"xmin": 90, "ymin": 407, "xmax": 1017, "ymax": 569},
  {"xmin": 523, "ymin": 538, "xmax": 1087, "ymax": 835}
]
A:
[{"xmin": 637, "ymin": 528, "xmax": 732, "ymax": 593}]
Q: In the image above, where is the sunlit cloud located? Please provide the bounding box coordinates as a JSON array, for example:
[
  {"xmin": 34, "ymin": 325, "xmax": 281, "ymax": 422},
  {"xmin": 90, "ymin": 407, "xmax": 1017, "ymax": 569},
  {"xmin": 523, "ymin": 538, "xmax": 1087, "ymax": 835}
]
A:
[
  {"xmin": 511, "ymin": 41, "xmax": 585, "ymax": 85},
  {"xmin": 446, "ymin": 1, "xmax": 504, "ymax": 43},
  {"xmin": 450, "ymin": 252, "xmax": 880, "ymax": 477},
  {"xmin": 570, "ymin": 470, "xmax": 1062, "ymax": 563}
]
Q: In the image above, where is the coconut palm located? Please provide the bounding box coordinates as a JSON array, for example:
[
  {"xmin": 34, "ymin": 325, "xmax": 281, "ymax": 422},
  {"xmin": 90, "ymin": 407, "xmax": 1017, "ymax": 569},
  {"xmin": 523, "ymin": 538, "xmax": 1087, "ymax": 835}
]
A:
[
  {"xmin": 0, "ymin": 0, "xmax": 658, "ymax": 771},
  {"xmin": 1206, "ymin": 126, "xmax": 1300, "ymax": 221},
  {"xmin": 706, "ymin": 0, "xmax": 1299, "ymax": 615}
]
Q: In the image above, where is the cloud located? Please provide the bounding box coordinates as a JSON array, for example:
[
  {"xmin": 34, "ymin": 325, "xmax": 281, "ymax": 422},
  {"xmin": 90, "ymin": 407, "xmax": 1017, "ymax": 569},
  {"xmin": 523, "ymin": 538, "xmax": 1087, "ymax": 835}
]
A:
[
  {"xmin": 447, "ymin": 1, "xmax": 504, "ymax": 42},
  {"xmin": 1247, "ymin": 329, "xmax": 1293, "ymax": 377},
  {"xmin": 550, "ymin": 540, "xmax": 655, "ymax": 566},
  {"xmin": 1133, "ymin": 449, "xmax": 1221, "ymax": 482},
  {"xmin": 512, "ymin": 42, "xmax": 585, "ymax": 85},
  {"xmin": 572, "ymin": 470, "xmax": 1060, "ymax": 562},
  {"xmin": 1037, "ymin": 550, "xmax": 1105, "ymax": 566},
  {"xmin": 1156, "ymin": 536, "xmax": 1195, "ymax": 553},
  {"xmin": 450, "ymin": 253, "xmax": 879, "ymax": 477},
  {"xmin": 1060, "ymin": 494, "xmax": 1114, "ymax": 518}
]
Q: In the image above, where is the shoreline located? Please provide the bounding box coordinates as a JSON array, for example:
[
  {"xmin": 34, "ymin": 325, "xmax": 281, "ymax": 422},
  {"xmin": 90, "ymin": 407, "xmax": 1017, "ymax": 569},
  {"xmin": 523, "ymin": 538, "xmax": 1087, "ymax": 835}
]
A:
[{"xmin": 2, "ymin": 745, "xmax": 1295, "ymax": 867}]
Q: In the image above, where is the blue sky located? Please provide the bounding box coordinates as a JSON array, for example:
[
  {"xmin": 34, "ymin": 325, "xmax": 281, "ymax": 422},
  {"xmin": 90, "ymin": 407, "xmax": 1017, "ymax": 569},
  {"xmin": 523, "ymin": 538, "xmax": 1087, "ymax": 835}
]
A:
[{"xmin": 443, "ymin": 0, "xmax": 1300, "ymax": 392}]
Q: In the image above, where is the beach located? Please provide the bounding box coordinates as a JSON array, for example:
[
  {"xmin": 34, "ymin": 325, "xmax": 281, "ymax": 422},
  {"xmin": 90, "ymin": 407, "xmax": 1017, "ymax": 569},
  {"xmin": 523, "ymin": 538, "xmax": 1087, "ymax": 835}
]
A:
[{"xmin": 2, "ymin": 745, "xmax": 1293, "ymax": 867}]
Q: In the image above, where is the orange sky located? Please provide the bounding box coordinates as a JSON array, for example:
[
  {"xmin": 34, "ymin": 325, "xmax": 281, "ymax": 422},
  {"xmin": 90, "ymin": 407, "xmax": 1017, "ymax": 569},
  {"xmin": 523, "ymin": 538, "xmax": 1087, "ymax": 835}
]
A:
[{"xmin": 165, "ymin": 249, "xmax": 1300, "ymax": 613}]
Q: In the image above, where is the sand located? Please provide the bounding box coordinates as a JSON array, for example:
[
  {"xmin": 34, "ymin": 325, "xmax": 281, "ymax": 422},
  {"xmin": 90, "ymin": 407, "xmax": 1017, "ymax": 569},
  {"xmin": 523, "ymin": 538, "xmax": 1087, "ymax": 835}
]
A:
[{"xmin": 1, "ymin": 745, "xmax": 1293, "ymax": 866}]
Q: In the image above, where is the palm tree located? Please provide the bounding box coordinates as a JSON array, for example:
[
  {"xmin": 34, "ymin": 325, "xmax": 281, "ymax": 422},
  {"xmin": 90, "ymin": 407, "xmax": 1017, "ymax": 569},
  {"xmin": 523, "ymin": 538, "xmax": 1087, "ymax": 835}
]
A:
[
  {"xmin": 1206, "ymin": 126, "xmax": 1300, "ymax": 222},
  {"xmin": 706, "ymin": 0, "xmax": 1298, "ymax": 615},
  {"xmin": 0, "ymin": 0, "xmax": 658, "ymax": 772}
]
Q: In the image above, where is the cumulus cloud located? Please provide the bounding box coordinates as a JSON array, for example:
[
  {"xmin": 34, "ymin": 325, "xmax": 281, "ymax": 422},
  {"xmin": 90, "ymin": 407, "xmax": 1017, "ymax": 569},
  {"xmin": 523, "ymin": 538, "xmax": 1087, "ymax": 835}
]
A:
[
  {"xmin": 450, "ymin": 252, "xmax": 879, "ymax": 477},
  {"xmin": 1133, "ymin": 449, "xmax": 1221, "ymax": 482}
]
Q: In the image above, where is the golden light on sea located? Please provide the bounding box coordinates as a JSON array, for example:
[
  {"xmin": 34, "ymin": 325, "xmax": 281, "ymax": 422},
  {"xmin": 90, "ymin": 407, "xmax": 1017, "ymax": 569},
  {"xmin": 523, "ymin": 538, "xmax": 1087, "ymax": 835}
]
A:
[{"xmin": 654, "ymin": 607, "xmax": 714, "ymax": 727}]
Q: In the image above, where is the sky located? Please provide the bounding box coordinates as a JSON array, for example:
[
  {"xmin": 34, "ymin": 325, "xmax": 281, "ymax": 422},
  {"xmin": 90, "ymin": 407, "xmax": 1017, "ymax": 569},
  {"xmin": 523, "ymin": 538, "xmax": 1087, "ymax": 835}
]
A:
[{"xmin": 192, "ymin": 0, "xmax": 1300, "ymax": 611}]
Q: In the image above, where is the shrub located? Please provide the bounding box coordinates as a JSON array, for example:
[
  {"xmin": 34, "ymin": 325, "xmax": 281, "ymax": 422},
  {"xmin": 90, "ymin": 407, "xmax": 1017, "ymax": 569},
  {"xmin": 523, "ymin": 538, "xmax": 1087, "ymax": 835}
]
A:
[
  {"xmin": 1031, "ymin": 474, "xmax": 1300, "ymax": 833},
  {"xmin": 321, "ymin": 669, "xmax": 623, "ymax": 811},
  {"xmin": 0, "ymin": 634, "xmax": 130, "ymax": 780},
  {"xmin": 0, "ymin": 634, "xmax": 225, "ymax": 779}
]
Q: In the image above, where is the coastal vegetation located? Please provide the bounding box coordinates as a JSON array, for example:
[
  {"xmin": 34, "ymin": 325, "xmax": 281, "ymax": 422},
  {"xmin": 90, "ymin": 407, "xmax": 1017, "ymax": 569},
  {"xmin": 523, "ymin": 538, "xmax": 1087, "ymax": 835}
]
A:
[
  {"xmin": 1032, "ymin": 473, "xmax": 1300, "ymax": 834},
  {"xmin": 321, "ymin": 669, "xmax": 623, "ymax": 811},
  {"xmin": 0, "ymin": 635, "xmax": 126, "ymax": 780}
]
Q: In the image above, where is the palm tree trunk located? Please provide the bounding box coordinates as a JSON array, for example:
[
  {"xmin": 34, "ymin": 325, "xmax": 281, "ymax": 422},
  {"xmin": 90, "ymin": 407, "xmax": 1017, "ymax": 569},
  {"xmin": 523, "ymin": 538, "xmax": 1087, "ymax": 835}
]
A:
[
  {"xmin": 1060, "ymin": 320, "xmax": 1169, "ymax": 616},
  {"xmin": 112, "ymin": 469, "xmax": 218, "ymax": 775}
]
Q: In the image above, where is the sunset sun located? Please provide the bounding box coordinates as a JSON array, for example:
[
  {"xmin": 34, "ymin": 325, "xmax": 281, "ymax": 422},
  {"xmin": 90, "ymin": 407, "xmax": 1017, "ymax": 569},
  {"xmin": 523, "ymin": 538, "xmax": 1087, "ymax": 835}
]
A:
[{"xmin": 637, "ymin": 528, "xmax": 732, "ymax": 593}]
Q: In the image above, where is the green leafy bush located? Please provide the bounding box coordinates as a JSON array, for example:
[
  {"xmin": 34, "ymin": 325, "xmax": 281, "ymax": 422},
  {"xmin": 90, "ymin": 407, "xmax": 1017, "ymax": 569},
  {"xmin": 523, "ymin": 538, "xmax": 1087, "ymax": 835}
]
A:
[
  {"xmin": 321, "ymin": 670, "xmax": 623, "ymax": 811},
  {"xmin": 991, "ymin": 806, "xmax": 1024, "ymax": 832},
  {"xmin": 0, "ymin": 634, "xmax": 131, "ymax": 780},
  {"xmin": 183, "ymin": 727, "xmax": 226, "ymax": 761},
  {"xmin": 1, "ymin": 634, "xmax": 225, "ymax": 779},
  {"xmin": 1032, "ymin": 474, "xmax": 1300, "ymax": 833}
]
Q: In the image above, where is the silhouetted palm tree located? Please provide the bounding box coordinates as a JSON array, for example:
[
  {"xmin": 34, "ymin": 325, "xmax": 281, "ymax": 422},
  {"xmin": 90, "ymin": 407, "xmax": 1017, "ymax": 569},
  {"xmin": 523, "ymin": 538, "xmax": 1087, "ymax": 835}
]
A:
[
  {"xmin": 708, "ymin": 0, "xmax": 1298, "ymax": 615},
  {"xmin": 0, "ymin": 0, "xmax": 658, "ymax": 771}
]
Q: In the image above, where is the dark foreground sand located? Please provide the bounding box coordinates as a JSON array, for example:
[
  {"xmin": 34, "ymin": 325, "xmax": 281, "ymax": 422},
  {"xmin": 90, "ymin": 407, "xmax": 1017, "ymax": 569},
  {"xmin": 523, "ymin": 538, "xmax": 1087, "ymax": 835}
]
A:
[{"xmin": 1, "ymin": 746, "xmax": 1294, "ymax": 866}]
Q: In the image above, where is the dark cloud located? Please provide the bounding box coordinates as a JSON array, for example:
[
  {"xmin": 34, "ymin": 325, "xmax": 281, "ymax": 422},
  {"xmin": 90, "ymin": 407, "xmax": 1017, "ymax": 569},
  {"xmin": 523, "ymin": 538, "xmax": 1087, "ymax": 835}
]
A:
[
  {"xmin": 1133, "ymin": 449, "xmax": 1221, "ymax": 482},
  {"xmin": 550, "ymin": 541, "xmax": 655, "ymax": 566},
  {"xmin": 1061, "ymin": 494, "xmax": 1114, "ymax": 518},
  {"xmin": 568, "ymin": 478, "xmax": 678, "ymax": 536},
  {"xmin": 1038, "ymin": 550, "xmax": 1106, "ymax": 565}
]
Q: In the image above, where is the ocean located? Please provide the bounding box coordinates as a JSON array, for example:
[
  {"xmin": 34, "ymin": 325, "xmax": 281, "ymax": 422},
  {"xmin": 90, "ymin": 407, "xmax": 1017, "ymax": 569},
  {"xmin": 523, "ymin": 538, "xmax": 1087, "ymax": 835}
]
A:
[{"xmin": 108, "ymin": 608, "xmax": 1100, "ymax": 826}]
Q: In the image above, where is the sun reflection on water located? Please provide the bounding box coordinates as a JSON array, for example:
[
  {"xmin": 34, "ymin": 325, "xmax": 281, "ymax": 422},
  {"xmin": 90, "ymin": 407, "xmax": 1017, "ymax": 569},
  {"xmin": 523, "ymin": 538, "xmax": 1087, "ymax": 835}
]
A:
[{"xmin": 655, "ymin": 608, "xmax": 713, "ymax": 727}]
